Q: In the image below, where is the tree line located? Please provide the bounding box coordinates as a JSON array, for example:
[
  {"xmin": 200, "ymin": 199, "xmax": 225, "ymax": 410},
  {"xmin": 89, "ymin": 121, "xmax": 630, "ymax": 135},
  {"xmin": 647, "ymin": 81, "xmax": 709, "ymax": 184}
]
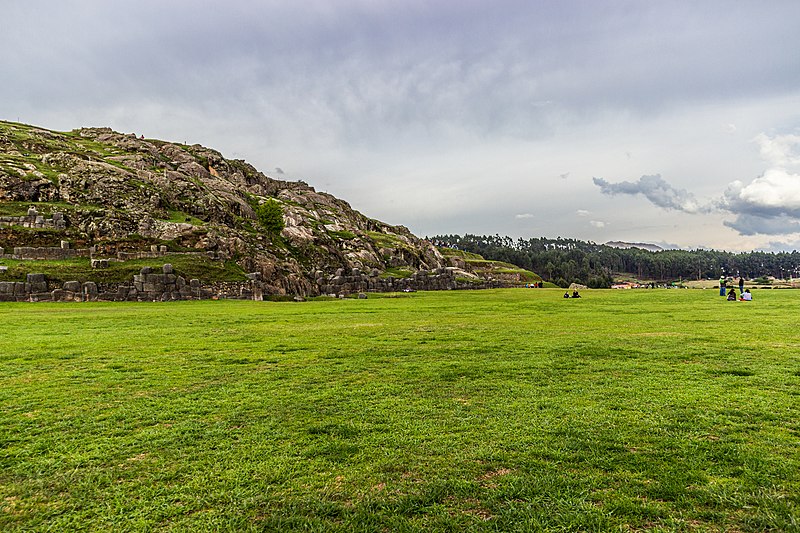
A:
[{"xmin": 430, "ymin": 234, "xmax": 800, "ymax": 288}]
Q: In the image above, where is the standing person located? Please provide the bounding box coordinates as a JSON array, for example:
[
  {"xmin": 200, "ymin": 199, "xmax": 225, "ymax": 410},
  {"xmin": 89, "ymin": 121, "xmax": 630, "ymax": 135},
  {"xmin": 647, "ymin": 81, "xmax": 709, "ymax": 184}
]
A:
[
  {"xmin": 739, "ymin": 276, "xmax": 745, "ymax": 293},
  {"xmin": 719, "ymin": 275, "xmax": 726, "ymax": 297}
]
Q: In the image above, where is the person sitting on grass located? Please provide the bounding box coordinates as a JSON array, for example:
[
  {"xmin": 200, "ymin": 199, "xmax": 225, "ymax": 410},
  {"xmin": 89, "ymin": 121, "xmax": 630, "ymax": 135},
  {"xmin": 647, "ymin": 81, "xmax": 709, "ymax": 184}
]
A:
[
  {"xmin": 572, "ymin": 290, "xmax": 581, "ymax": 298},
  {"xmin": 564, "ymin": 291, "xmax": 570, "ymax": 298},
  {"xmin": 740, "ymin": 289, "xmax": 752, "ymax": 301},
  {"xmin": 727, "ymin": 288, "xmax": 737, "ymax": 301}
]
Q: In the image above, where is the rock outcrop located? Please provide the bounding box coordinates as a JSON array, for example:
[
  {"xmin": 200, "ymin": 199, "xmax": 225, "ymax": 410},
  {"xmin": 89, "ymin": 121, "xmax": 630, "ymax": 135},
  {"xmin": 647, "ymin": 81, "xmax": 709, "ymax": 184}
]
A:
[{"xmin": 0, "ymin": 121, "xmax": 507, "ymax": 296}]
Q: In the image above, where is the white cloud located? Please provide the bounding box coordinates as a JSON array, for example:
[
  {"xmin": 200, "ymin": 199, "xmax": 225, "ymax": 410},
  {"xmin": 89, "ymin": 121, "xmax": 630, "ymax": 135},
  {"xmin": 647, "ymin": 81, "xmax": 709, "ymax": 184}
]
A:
[
  {"xmin": 719, "ymin": 134, "xmax": 800, "ymax": 235},
  {"xmin": 515, "ymin": 213, "xmax": 535, "ymax": 219},
  {"xmin": 728, "ymin": 168, "xmax": 800, "ymax": 212},
  {"xmin": 576, "ymin": 209, "xmax": 590, "ymax": 217},
  {"xmin": 754, "ymin": 133, "xmax": 800, "ymax": 167},
  {"xmin": 590, "ymin": 220, "xmax": 606, "ymax": 228}
]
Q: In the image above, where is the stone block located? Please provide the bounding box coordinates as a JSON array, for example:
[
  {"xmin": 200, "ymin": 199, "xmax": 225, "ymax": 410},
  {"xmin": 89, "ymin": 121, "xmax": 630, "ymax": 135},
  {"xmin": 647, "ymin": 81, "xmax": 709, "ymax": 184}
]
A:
[
  {"xmin": 162, "ymin": 263, "xmax": 174, "ymax": 274},
  {"xmin": 30, "ymin": 282, "xmax": 48, "ymax": 293},
  {"xmin": 190, "ymin": 279, "xmax": 201, "ymax": 288},
  {"xmin": 51, "ymin": 289, "xmax": 66, "ymax": 301},
  {"xmin": 140, "ymin": 266, "xmax": 152, "ymax": 275},
  {"xmin": 83, "ymin": 282, "xmax": 98, "ymax": 294},
  {"xmin": 30, "ymin": 292, "xmax": 52, "ymax": 302},
  {"xmin": 14, "ymin": 282, "xmax": 30, "ymax": 296},
  {"xmin": 150, "ymin": 245, "xmax": 158, "ymax": 252},
  {"xmin": 0, "ymin": 246, "xmax": 4, "ymax": 255},
  {"xmin": 63, "ymin": 281, "xmax": 81, "ymax": 292},
  {"xmin": 358, "ymin": 292, "xmax": 368, "ymax": 299},
  {"xmin": 159, "ymin": 245, "xmax": 167, "ymax": 253},
  {"xmin": 176, "ymin": 276, "xmax": 186, "ymax": 288},
  {"xmin": 165, "ymin": 274, "xmax": 176, "ymax": 284},
  {"xmin": 142, "ymin": 282, "xmax": 156, "ymax": 292},
  {"xmin": 0, "ymin": 281, "xmax": 14, "ymax": 293},
  {"xmin": 27, "ymin": 206, "xmax": 38, "ymax": 216},
  {"xmin": 52, "ymin": 212, "xmax": 64, "ymax": 222},
  {"xmin": 91, "ymin": 259, "xmax": 109, "ymax": 268}
]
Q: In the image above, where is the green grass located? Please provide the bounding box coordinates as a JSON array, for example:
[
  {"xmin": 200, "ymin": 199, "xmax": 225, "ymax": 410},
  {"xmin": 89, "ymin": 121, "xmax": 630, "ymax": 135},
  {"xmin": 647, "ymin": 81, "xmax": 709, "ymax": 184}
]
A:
[
  {"xmin": 1, "ymin": 289, "xmax": 798, "ymax": 531},
  {"xmin": 380, "ymin": 266, "xmax": 414, "ymax": 279},
  {"xmin": 438, "ymin": 247, "xmax": 484, "ymax": 261},
  {"xmin": 367, "ymin": 231, "xmax": 411, "ymax": 250},
  {"xmin": 328, "ymin": 230, "xmax": 357, "ymax": 241},
  {"xmin": 162, "ymin": 210, "xmax": 205, "ymax": 226},
  {"xmin": 0, "ymin": 201, "xmax": 77, "ymax": 217}
]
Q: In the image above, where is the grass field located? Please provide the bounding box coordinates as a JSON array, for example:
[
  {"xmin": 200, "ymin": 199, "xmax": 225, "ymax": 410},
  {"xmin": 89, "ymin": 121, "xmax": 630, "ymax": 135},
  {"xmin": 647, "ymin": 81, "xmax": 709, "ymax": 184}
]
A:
[{"xmin": 1, "ymin": 289, "xmax": 798, "ymax": 531}]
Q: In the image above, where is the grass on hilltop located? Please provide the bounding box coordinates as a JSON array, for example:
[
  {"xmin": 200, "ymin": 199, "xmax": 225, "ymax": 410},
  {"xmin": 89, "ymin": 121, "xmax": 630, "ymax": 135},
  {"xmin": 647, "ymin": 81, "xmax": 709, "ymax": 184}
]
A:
[{"xmin": 1, "ymin": 289, "xmax": 798, "ymax": 531}]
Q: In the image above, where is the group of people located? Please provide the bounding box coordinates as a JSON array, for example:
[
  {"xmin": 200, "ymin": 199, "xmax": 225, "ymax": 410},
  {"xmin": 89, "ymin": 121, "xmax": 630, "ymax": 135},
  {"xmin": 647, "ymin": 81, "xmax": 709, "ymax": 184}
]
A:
[
  {"xmin": 563, "ymin": 290, "xmax": 581, "ymax": 298},
  {"xmin": 720, "ymin": 276, "xmax": 752, "ymax": 301},
  {"xmin": 727, "ymin": 288, "xmax": 752, "ymax": 301}
]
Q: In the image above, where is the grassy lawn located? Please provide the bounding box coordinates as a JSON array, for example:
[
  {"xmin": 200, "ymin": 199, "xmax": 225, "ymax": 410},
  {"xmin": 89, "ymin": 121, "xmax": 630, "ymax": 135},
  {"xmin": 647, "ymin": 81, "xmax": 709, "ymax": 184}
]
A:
[{"xmin": 1, "ymin": 289, "xmax": 798, "ymax": 531}]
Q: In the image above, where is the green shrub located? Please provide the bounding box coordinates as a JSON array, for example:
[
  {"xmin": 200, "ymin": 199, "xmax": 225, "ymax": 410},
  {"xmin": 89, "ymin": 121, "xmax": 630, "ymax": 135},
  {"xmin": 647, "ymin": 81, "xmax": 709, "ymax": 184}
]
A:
[{"xmin": 255, "ymin": 200, "xmax": 285, "ymax": 235}]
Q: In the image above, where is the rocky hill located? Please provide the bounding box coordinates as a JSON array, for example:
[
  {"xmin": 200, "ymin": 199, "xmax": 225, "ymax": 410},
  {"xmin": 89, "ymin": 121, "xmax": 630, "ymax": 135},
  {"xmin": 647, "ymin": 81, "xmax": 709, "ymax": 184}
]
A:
[{"xmin": 0, "ymin": 121, "xmax": 530, "ymax": 298}]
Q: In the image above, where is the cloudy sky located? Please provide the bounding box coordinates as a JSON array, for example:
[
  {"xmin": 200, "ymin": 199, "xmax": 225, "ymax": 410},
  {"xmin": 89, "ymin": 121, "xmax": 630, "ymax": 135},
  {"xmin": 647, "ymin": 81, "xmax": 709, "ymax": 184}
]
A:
[{"xmin": 3, "ymin": 1, "xmax": 800, "ymax": 251}]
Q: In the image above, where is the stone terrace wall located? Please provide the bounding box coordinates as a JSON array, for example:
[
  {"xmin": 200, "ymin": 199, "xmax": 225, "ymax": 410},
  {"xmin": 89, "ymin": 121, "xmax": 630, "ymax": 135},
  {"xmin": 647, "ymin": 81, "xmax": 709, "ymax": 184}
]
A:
[
  {"xmin": 0, "ymin": 211, "xmax": 67, "ymax": 230},
  {"xmin": 315, "ymin": 266, "xmax": 503, "ymax": 295},
  {"xmin": 0, "ymin": 266, "xmax": 263, "ymax": 302},
  {"xmin": 9, "ymin": 246, "xmax": 90, "ymax": 260},
  {"xmin": 0, "ymin": 266, "xmax": 507, "ymax": 302}
]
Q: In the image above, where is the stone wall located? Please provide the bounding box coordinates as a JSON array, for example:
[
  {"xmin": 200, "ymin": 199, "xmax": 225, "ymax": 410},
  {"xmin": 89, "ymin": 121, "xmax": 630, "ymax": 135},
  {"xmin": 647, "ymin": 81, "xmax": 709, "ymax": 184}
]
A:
[
  {"xmin": 0, "ymin": 266, "xmax": 263, "ymax": 302},
  {"xmin": 10, "ymin": 246, "xmax": 90, "ymax": 260},
  {"xmin": 0, "ymin": 265, "xmax": 507, "ymax": 303},
  {"xmin": 0, "ymin": 209, "xmax": 66, "ymax": 230},
  {"xmin": 315, "ymin": 266, "xmax": 503, "ymax": 296}
]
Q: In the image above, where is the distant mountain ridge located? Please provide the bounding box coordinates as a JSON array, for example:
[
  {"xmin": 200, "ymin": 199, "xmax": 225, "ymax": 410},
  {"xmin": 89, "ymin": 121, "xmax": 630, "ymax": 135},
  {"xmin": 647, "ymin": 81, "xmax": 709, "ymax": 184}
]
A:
[{"xmin": 604, "ymin": 241, "xmax": 664, "ymax": 252}]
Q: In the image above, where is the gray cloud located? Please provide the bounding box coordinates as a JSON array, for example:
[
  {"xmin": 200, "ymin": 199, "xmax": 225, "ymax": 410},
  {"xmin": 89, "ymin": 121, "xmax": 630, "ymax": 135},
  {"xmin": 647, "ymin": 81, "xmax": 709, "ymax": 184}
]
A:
[
  {"xmin": 593, "ymin": 174, "xmax": 709, "ymax": 213},
  {"xmin": 3, "ymin": 2, "xmax": 800, "ymax": 250},
  {"xmin": 723, "ymin": 214, "xmax": 800, "ymax": 236}
]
